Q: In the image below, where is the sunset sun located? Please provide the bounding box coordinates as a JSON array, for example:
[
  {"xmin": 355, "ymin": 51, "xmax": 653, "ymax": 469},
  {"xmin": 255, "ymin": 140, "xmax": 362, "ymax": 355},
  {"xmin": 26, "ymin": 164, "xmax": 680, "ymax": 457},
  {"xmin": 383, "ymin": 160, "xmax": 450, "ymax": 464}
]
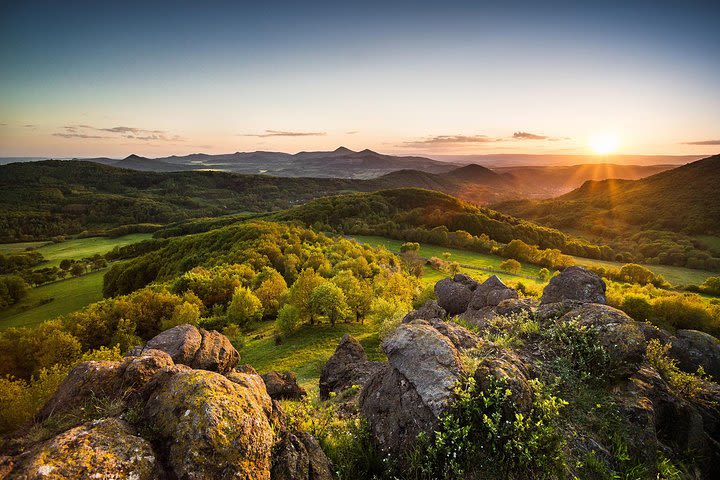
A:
[{"xmin": 589, "ymin": 134, "xmax": 620, "ymax": 155}]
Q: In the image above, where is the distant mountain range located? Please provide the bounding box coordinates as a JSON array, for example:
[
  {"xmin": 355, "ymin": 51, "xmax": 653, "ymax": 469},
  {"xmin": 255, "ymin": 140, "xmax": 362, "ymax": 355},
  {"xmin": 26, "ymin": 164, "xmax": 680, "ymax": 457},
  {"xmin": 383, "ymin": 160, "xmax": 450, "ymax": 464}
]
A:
[{"xmin": 80, "ymin": 147, "xmax": 459, "ymax": 178}]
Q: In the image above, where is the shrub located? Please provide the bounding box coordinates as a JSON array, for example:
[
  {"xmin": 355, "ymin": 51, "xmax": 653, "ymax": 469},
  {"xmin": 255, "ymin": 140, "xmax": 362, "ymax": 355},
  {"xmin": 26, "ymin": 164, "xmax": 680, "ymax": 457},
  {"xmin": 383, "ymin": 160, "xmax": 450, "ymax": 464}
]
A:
[
  {"xmin": 646, "ymin": 339, "xmax": 713, "ymax": 402},
  {"xmin": 500, "ymin": 258, "xmax": 522, "ymax": 274},
  {"xmin": 371, "ymin": 297, "xmax": 410, "ymax": 338},
  {"xmin": 409, "ymin": 376, "xmax": 566, "ymax": 479},
  {"xmin": 619, "ymin": 293, "xmax": 653, "ymax": 322},
  {"xmin": 542, "ymin": 318, "xmax": 613, "ymax": 382},
  {"xmin": 226, "ymin": 287, "xmax": 263, "ymax": 327},
  {"xmin": 276, "ymin": 304, "xmax": 301, "ymax": 337}
]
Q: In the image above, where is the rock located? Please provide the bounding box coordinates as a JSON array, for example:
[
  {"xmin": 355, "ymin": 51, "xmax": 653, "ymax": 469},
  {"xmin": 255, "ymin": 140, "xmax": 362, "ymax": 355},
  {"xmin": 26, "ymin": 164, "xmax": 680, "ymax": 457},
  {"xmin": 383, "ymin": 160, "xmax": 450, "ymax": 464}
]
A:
[
  {"xmin": 535, "ymin": 299, "xmax": 585, "ymax": 321},
  {"xmin": 137, "ymin": 324, "xmax": 239, "ymax": 374},
  {"xmin": 434, "ymin": 278, "xmax": 473, "ymax": 315},
  {"xmin": 495, "ymin": 297, "xmax": 537, "ymax": 317},
  {"xmin": 319, "ymin": 334, "xmax": 384, "ymax": 400},
  {"xmin": 271, "ymin": 432, "xmax": 335, "ymax": 480},
  {"xmin": 37, "ymin": 350, "xmax": 175, "ymax": 421},
  {"xmin": 473, "ymin": 354, "xmax": 534, "ymax": 415},
  {"xmin": 428, "ymin": 319, "xmax": 479, "ymax": 350},
  {"xmin": 459, "ymin": 305, "xmax": 496, "ymax": 329},
  {"xmin": 9, "ymin": 418, "xmax": 161, "ymax": 479},
  {"xmin": 468, "ymin": 275, "xmax": 518, "ymax": 310},
  {"xmin": 560, "ymin": 304, "xmax": 646, "ymax": 380},
  {"xmin": 359, "ymin": 365, "xmax": 437, "ymax": 455},
  {"xmin": 143, "ymin": 369, "xmax": 275, "ymax": 480},
  {"xmin": 402, "ymin": 300, "xmax": 446, "ymax": 323},
  {"xmin": 670, "ymin": 330, "xmax": 720, "ymax": 381},
  {"xmin": 540, "ymin": 266, "xmax": 606, "ymax": 305},
  {"xmin": 383, "ymin": 322, "xmax": 463, "ymax": 417},
  {"xmin": 262, "ymin": 371, "xmax": 307, "ymax": 400},
  {"xmin": 453, "ymin": 273, "xmax": 479, "ymax": 290}
]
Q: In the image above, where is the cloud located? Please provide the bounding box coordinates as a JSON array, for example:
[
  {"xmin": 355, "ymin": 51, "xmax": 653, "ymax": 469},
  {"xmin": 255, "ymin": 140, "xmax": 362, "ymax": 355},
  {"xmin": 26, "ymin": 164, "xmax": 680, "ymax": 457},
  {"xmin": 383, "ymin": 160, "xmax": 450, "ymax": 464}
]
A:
[
  {"xmin": 240, "ymin": 130, "xmax": 326, "ymax": 137},
  {"xmin": 346, "ymin": 130, "xmax": 359, "ymax": 135},
  {"xmin": 683, "ymin": 139, "xmax": 720, "ymax": 145},
  {"xmin": 23, "ymin": 124, "xmax": 36, "ymax": 128},
  {"xmin": 401, "ymin": 134, "xmax": 498, "ymax": 148},
  {"xmin": 512, "ymin": 131, "xmax": 548, "ymax": 140},
  {"xmin": 54, "ymin": 124, "xmax": 184, "ymax": 142}
]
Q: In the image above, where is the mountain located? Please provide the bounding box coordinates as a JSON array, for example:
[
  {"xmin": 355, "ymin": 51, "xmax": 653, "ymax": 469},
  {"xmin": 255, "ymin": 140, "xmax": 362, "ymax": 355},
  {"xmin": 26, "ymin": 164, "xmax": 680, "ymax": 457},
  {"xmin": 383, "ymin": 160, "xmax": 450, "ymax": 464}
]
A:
[
  {"xmin": 494, "ymin": 154, "xmax": 720, "ymax": 269},
  {"xmin": 82, "ymin": 147, "xmax": 459, "ymax": 179}
]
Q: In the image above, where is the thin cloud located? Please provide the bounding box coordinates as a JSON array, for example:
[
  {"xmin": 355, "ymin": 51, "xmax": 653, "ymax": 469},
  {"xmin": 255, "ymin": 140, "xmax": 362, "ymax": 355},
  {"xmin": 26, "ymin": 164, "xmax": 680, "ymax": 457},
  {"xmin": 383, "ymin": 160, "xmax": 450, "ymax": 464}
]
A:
[
  {"xmin": 512, "ymin": 131, "xmax": 548, "ymax": 140},
  {"xmin": 240, "ymin": 130, "xmax": 326, "ymax": 138},
  {"xmin": 346, "ymin": 130, "xmax": 359, "ymax": 135},
  {"xmin": 401, "ymin": 134, "xmax": 498, "ymax": 147},
  {"xmin": 54, "ymin": 124, "xmax": 184, "ymax": 142},
  {"xmin": 23, "ymin": 124, "xmax": 36, "ymax": 128},
  {"xmin": 683, "ymin": 139, "xmax": 720, "ymax": 145}
]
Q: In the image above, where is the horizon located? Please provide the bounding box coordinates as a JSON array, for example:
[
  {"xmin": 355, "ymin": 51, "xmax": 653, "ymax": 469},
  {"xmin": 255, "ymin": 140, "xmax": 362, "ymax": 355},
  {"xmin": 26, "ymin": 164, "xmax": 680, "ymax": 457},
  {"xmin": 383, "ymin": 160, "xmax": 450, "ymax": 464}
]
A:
[{"xmin": 1, "ymin": 0, "xmax": 719, "ymax": 160}]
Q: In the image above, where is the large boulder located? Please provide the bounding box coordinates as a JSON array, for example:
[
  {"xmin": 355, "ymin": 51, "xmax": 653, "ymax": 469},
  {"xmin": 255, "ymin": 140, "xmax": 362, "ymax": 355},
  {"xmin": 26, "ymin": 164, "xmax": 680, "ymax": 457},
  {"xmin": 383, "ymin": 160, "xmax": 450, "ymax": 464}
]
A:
[
  {"xmin": 262, "ymin": 371, "xmax": 307, "ymax": 400},
  {"xmin": 473, "ymin": 353, "xmax": 534, "ymax": 415},
  {"xmin": 8, "ymin": 418, "xmax": 161, "ymax": 479},
  {"xmin": 670, "ymin": 329, "xmax": 720, "ymax": 381},
  {"xmin": 434, "ymin": 278, "xmax": 473, "ymax": 315},
  {"xmin": 382, "ymin": 322, "xmax": 464, "ymax": 417},
  {"xmin": 402, "ymin": 300, "xmax": 446, "ymax": 323},
  {"xmin": 319, "ymin": 334, "xmax": 384, "ymax": 400},
  {"xmin": 427, "ymin": 319, "xmax": 479, "ymax": 350},
  {"xmin": 133, "ymin": 324, "xmax": 239, "ymax": 374},
  {"xmin": 495, "ymin": 297, "xmax": 537, "ymax": 317},
  {"xmin": 359, "ymin": 365, "xmax": 438, "ymax": 455},
  {"xmin": 271, "ymin": 431, "xmax": 334, "ymax": 480},
  {"xmin": 560, "ymin": 304, "xmax": 646, "ymax": 380},
  {"xmin": 540, "ymin": 266, "xmax": 606, "ymax": 305},
  {"xmin": 143, "ymin": 369, "xmax": 275, "ymax": 480},
  {"xmin": 468, "ymin": 275, "xmax": 518, "ymax": 310},
  {"xmin": 37, "ymin": 349, "xmax": 175, "ymax": 421}
]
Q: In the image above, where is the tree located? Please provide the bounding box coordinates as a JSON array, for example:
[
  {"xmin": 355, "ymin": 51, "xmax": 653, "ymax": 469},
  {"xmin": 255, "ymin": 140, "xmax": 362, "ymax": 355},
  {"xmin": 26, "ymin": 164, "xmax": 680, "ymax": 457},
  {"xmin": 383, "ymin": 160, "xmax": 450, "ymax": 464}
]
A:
[
  {"xmin": 253, "ymin": 267, "xmax": 288, "ymax": 317},
  {"xmin": 69, "ymin": 262, "xmax": 85, "ymax": 277},
  {"xmin": 500, "ymin": 259, "xmax": 521, "ymax": 274},
  {"xmin": 332, "ymin": 270, "xmax": 373, "ymax": 323},
  {"xmin": 619, "ymin": 263, "xmax": 655, "ymax": 285},
  {"xmin": 288, "ymin": 268, "xmax": 325, "ymax": 324},
  {"xmin": 538, "ymin": 268, "xmax": 551, "ymax": 281},
  {"xmin": 276, "ymin": 304, "xmax": 301, "ymax": 337},
  {"xmin": 227, "ymin": 287, "xmax": 263, "ymax": 327},
  {"xmin": 310, "ymin": 283, "xmax": 349, "ymax": 326}
]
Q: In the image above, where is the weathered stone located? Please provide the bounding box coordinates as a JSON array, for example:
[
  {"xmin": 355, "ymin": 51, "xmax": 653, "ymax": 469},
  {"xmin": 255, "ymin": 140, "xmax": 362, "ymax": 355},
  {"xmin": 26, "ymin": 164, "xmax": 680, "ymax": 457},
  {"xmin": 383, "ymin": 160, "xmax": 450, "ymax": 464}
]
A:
[
  {"xmin": 540, "ymin": 266, "xmax": 606, "ymax": 305},
  {"xmin": 402, "ymin": 300, "xmax": 446, "ymax": 323},
  {"xmin": 535, "ymin": 299, "xmax": 585, "ymax": 322},
  {"xmin": 459, "ymin": 305, "xmax": 496, "ymax": 329},
  {"xmin": 271, "ymin": 432, "xmax": 334, "ymax": 480},
  {"xmin": 359, "ymin": 365, "xmax": 437, "ymax": 455},
  {"xmin": 262, "ymin": 371, "xmax": 307, "ymax": 400},
  {"xmin": 473, "ymin": 354, "xmax": 534, "ymax": 415},
  {"xmin": 136, "ymin": 324, "xmax": 239, "ymax": 374},
  {"xmin": 453, "ymin": 273, "xmax": 480, "ymax": 290},
  {"xmin": 319, "ymin": 334, "xmax": 384, "ymax": 400},
  {"xmin": 670, "ymin": 329, "xmax": 720, "ymax": 381},
  {"xmin": 495, "ymin": 297, "xmax": 537, "ymax": 317},
  {"xmin": 468, "ymin": 275, "xmax": 518, "ymax": 310},
  {"xmin": 9, "ymin": 418, "xmax": 161, "ymax": 479},
  {"xmin": 383, "ymin": 322, "xmax": 463, "ymax": 417},
  {"xmin": 434, "ymin": 278, "xmax": 473, "ymax": 315},
  {"xmin": 143, "ymin": 369, "xmax": 274, "ymax": 480},
  {"xmin": 560, "ymin": 304, "xmax": 646, "ymax": 380},
  {"xmin": 428, "ymin": 319, "xmax": 479, "ymax": 350}
]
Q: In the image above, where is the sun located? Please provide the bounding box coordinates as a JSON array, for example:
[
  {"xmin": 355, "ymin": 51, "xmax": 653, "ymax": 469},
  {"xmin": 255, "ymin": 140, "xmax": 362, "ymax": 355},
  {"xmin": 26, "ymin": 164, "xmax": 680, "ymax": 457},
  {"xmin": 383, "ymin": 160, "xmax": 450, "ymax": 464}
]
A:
[{"xmin": 589, "ymin": 133, "xmax": 619, "ymax": 155}]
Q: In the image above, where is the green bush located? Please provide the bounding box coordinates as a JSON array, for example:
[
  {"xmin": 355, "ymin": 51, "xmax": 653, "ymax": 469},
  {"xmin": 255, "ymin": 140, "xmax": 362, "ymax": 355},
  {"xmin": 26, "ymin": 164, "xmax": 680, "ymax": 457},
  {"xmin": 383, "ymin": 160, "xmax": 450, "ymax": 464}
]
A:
[
  {"xmin": 408, "ymin": 376, "xmax": 566, "ymax": 479},
  {"xmin": 276, "ymin": 304, "xmax": 301, "ymax": 337}
]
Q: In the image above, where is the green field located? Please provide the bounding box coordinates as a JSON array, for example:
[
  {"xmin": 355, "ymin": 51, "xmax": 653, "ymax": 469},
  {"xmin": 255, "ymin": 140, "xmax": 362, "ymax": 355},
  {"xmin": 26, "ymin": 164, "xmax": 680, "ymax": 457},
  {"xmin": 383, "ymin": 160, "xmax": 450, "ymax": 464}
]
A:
[
  {"xmin": 570, "ymin": 256, "xmax": 715, "ymax": 287},
  {"xmin": 0, "ymin": 241, "xmax": 48, "ymax": 254},
  {"xmin": 240, "ymin": 321, "xmax": 383, "ymax": 392},
  {"xmin": 0, "ymin": 270, "xmax": 105, "ymax": 329},
  {"xmin": 352, "ymin": 235, "xmax": 545, "ymax": 288},
  {"xmin": 23, "ymin": 233, "xmax": 154, "ymax": 268}
]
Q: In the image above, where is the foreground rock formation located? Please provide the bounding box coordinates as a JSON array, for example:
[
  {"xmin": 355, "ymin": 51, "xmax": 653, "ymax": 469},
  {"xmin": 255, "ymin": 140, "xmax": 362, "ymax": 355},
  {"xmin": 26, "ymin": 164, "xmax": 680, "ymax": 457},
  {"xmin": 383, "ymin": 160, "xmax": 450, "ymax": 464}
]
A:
[{"xmin": 2, "ymin": 324, "xmax": 332, "ymax": 480}]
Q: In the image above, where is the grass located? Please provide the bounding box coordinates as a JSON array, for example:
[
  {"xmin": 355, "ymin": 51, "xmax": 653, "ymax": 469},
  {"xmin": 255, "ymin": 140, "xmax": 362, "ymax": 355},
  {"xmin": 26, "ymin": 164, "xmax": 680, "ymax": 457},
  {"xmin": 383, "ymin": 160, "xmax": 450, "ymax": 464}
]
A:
[
  {"xmin": 352, "ymin": 235, "xmax": 546, "ymax": 288},
  {"xmin": 570, "ymin": 256, "xmax": 715, "ymax": 287},
  {"xmin": 25, "ymin": 234, "xmax": 154, "ymax": 268},
  {"xmin": 0, "ymin": 270, "xmax": 105, "ymax": 329},
  {"xmin": 240, "ymin": 320, "xmax": 383, "ymax": 393},
  {"xmin": 0, "ymin": 241, "xmax": 48, "ymax": 254}
]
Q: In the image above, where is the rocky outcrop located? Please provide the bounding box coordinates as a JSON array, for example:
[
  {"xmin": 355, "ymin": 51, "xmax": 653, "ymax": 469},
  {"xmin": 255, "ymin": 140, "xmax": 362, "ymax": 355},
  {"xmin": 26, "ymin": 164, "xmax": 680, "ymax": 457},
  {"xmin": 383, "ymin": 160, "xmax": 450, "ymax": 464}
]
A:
[
  {"xmin": 402, "ymin": 300, "xmax": 446, "ymax": 323},
  {"xmin": 495, "ymin": 297, "xmax": 537, "ymax": 317},
  {"xmin": 434, "ymin": 277, "xmax": 473, "ymax": 315},
  {"xmin": 468, "ymin": 275, "xmax": 518, "ymax": 310},
  {"xmin": 427, "ymin": 318, "xmax": 479, "ymax": 350},
  {"xmin": 319, "ymin": 334, "xmax": 383, "ymax": 400},
  {"xmin": 131, "ymin": 323, "xmax": 240, "ymax": 374},
  {"xmin": 9, "ymin": 418, "xmax": 161, "ymax": 479},
  {"xmin": 540, "ymin": 266, "xmax": 606, "ymax": 305},
  {"xmin": 6, "ymin": 329, "xmax": 332, "ymax": 480},
  {"xmin": 262, "ymin": 371, "xmax": 307, "ymax": 400},
  {"xmin": 671, "ymin": 329, "xmax": 720, "ymax": 381}
]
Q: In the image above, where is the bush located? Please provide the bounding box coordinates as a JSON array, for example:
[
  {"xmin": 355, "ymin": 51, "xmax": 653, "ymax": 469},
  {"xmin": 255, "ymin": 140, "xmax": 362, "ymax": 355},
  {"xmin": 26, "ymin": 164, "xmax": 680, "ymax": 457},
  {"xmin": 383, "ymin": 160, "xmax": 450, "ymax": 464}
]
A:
[
  {"xmin": 619, "ymin": 293, "xmax": 653, "ymax": 322},
  {"xmin": 371, "ymin": 297, "xmax": 410, "ymax": 338},
  {"xmin": 500, "ymin": 258, "xmax": 521, "ymax": 274},
  {"xmin": 646, "ymin": 339, "xmax": 713, "ymax": 402},
  {"xmin": 226, "ymin": 287, "xmax": 263, "ymax": 327},
  {"xmin": 276, "ymin": 304, "xmax": 301, "ymax": 337},
  {"xmin": 408, "ymin": 376, "xmax": 566, "ymax": 479},
  {"xmin": 542, "ymin": 318, "xmax": 613, "ymax": 383}
]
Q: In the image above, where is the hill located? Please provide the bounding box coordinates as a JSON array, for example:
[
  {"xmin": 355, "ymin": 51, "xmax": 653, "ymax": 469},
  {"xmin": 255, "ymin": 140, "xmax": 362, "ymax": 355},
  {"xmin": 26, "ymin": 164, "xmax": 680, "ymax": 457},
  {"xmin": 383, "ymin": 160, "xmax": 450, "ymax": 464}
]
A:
[{"xmin": 495, "ymin": 154, "xmax": 720, "ymax": 269}]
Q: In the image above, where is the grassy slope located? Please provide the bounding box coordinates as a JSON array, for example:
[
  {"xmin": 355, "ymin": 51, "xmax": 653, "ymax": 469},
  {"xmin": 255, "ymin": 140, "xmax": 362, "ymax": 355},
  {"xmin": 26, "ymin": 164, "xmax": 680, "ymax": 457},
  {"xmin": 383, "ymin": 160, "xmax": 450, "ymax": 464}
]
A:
[
  {"xmin": 0, "ymin": 270, "xmax": 105, "ymax": 329},
  {"xmin": 240, "ymin": 321, "xmax": 384, "ymax": 392},
  {"xmin": 0, "ymin": 241, "xmax": 48, "ymax": 254},
  {"xmin": 29, "ymin": 233, "xmax": 153, "ymax": 268},
  {"xmin": 570, "ymin": 256, "xmax": 715, "ymax": 286}
]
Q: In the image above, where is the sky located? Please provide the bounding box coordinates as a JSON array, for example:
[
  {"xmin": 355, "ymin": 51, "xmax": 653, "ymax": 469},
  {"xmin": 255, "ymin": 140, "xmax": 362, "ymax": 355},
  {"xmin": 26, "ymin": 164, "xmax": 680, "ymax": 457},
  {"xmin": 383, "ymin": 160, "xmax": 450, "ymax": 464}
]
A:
[{"xmin": 1, "ymin": 0, "xmax": 719, "ymax": 159}]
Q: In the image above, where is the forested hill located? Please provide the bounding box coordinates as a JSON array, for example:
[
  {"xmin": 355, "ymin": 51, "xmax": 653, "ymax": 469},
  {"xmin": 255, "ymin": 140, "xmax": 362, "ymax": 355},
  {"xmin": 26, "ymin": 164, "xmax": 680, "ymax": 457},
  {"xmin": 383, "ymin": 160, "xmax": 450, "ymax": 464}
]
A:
[
  {"xmin": 0, "ymin": 160, "xmax": 370, "ymax": 241},
  {"xmin": 273, "ymin": 188, "xmax": 612, "ymax": 259},
  {"xmin": 495, "ymin": 154, "xmax": 720, "ymax": 236}
]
